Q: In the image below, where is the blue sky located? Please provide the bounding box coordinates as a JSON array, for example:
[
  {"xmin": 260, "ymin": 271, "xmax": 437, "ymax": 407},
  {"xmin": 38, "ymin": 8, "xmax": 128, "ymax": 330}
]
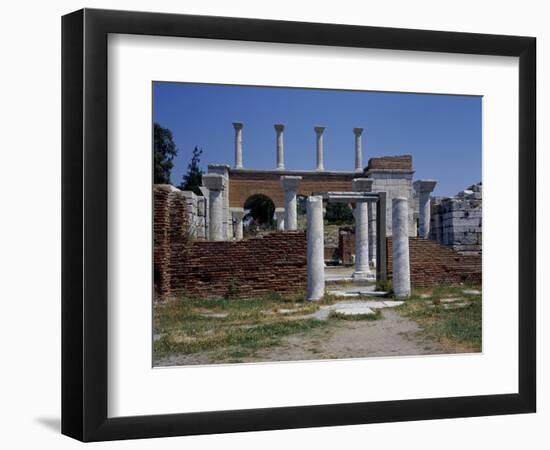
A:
[{"xmin": 153, "ymin": 82, "xmax": 481, "ymax": 197}]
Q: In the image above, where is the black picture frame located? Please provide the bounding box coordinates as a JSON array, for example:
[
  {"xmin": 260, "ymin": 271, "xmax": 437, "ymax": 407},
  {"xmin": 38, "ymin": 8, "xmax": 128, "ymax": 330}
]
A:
[{"xmin": 61, "ymin": 8, "xmax": 536, "ymax": 442}]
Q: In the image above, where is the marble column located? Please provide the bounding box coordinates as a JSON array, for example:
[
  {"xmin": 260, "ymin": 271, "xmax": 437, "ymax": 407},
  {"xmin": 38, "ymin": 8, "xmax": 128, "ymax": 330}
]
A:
[
  {"xmin": 315, "ymin": 126, "xmax": 325, "ymax": 171},
  {"xmin": 307, "ymin": 195, "xmax": 325, "ymax": 301},
  {"xmin": 280, "ymin": 176, "xmax": 302, "ymax": 230},
  {"xmin": 232, "ymin": 122, "xmax": 243, "ymax": 169},
  {"xmin": 392, "ymin": 197, "xmax": 411, "ymax": 298},
  {"xmin": 413, "ymin": 180, "xmax": 437, "ymax": 239},
  {"xmin": 352, "ymin": 178, "xmax": 373, "ymax": 280},
  {"xmin": 202, "ymin": 174, "xmax": 226, "ymax": 241},
  {"xmin": 368, "ymin": 201, "xmax": 377, "ymax": 267},
  {"xmin": 353, "ymin": 127, "xmax": 364, "ymax": 172},
  {"xmin": 231, "ymin": 207, "xmax": 245, "ymax": 240},
  {"xmin": 275, "ymin": 124, "xmax": 285, "ymax": 170},
  {"xmin": 274, "ymin": 207, "xmax": 285, "ymax": 231}
]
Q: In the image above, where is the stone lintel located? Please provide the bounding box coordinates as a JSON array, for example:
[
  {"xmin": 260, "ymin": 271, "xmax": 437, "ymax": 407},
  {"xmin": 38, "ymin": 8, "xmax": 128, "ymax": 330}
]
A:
[
  {"xmin": 312, "ymin": 192, "xmax": 379, "ymax": 202},
  {"xmin": 202, "ymin": 173, "xmax": 226, "ymax": 191}
]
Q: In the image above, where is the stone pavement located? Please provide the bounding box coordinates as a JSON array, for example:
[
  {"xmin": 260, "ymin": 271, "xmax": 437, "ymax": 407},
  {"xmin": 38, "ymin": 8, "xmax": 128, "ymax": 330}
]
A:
[{"xmin": 309, "ymin": 299, "xmax": 404, "ymax": 320}]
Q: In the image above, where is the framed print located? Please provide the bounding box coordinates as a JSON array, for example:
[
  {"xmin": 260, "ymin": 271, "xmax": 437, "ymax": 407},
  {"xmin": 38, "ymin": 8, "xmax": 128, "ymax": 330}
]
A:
[{"xmin": 61, "ymin": 8, "xmax": 536, "ymax": 442}]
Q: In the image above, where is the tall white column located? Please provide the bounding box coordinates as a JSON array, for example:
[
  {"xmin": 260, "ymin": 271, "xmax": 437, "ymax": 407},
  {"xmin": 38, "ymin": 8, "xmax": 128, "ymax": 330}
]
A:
[
  {"xmin": 231, "ymin": 207, "xmax": 245, "ymax": 240},
  {"xmin": 202, "ymin": 174, "xmax": 226, "ymax": 241},
  {"xmin": 368, "ymin": 201, "xmax": 377, "ymax": 267},
  {"xmin": 274, "ymin": 207, "xmax": 285, "ymax": 231},
  {"xmin": 307, "ymin": 195, "xmax": 325, "ymax": 301},
  {"xmin": 314, "ymin": 126, "xmax": 325, "ymax": 171},
  {"xmin": 353, "ymin": 127, "xmax": 364, "ymax": 172},
  {"xmin": 352, "ymin": 178, "xmax": 373, "ymax": 279},
  {"xmin": 275, "ymin": 124, "xmax": 285, "ymax": 170},
  {"xmin": 280, "ymin": 176, "xmax": 302, "ymax": 230},
  {"xmin": 392, "ymin": 197, "xmax": 411, "ymax": 298},
  {"xmin": 413, "ymin": 180, "xmax": 437, "ymax": 239},
  {"xmin": 232, "ymin": 122, "xmax": 243, "ymax": 169}
]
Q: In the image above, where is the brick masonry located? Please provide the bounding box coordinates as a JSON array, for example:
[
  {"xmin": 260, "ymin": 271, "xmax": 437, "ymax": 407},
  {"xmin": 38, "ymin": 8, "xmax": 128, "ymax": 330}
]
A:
[
  {"xmin": 169, "ymin": 232, "xmax": 307, "ymax": 299},
  {"xmin": 154, "ymin": 184, "xmax": 307, "ymax": 299},
  {"xmin": 227, "ymin": 169, "xmax": 357, "ymax": 208},
  {"xmin": 386, "ymin": 237, "xmax": 482, "ymax": 287},
  {"xmin": 367, "ymin": 154, "xmax": 413, "ymax": 171}
]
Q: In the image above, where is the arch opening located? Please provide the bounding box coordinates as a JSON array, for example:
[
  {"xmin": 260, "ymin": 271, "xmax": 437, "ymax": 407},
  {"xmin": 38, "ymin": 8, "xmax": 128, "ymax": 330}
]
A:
[{"xmin": 243, "ymin": 194, "xmax": 276, "ymax": 236}]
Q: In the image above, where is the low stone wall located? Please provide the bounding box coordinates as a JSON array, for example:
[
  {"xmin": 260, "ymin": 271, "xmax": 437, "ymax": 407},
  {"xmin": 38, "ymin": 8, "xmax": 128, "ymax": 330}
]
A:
[
  {"xmin": 386, "ymin": 237, "xmax": 482, "ymax": 287},
  {"xmin": 169, "ymin": 232, "xmax": 307, "ymax": 299}
]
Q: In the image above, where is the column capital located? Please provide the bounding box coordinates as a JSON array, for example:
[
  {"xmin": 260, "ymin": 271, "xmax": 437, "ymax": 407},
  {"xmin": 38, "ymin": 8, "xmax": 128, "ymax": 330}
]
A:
[
  {"xmin": 314, "ymin": 126, "xmax": 325, "ymax": 134},
  {"xmin": 353, "ymin": 127, "xmax": 364, "ymax": 136},
  {"xmin": 202, "ymin": 173, "xmax": 226, "ymax": 191},
  {"xmin": 280, "ymin": 175, "xmax": 302, "ymax": 191},
  {"xmin": 413, "ymin": 179, "xmax": 437, "ymax": 193},
  {"xmin": 352, "ymin": 178, "xmax": 373, "ymax": 192},
  {"xmin": 274, "ymin": 123, "xmax": 285, "ymax": 132},
  {"xmin": 230, "ymin": 207, "xmax": 245, "ymax": 217},
  {"xmin": 232, "ymin": 121, "xmax": 243, "ymax": 130}
]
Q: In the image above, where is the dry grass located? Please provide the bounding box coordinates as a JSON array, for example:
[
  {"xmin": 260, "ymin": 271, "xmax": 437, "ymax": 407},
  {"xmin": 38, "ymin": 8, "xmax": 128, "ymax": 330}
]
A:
[
  {"xmin": 395, "ymin": 284, "xmax": 482, "ymax": 352},
  {"xmin": 153, "ymin": 291, "xmax": 338, "ymax": 362}
]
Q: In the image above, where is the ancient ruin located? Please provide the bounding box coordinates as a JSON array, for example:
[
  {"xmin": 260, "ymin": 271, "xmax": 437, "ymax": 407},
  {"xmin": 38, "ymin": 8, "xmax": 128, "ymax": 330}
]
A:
[{"xmin": 154, "ymin": 122, "xmax": 482, "ymax": 301}]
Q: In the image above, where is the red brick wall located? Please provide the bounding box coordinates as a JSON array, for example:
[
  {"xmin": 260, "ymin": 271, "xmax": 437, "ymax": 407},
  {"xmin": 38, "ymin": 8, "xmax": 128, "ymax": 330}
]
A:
[
  {"xmin": 154, "ymin": 185, "xmax": 188, "ymax": 297},
  {"xmin": 386, "ymin": 237, "xmax": 481, "ymax": 287},
  {"xmin": 339, "ymin": 230, "xmax": 355, "ymax": 265},
  {"xmin": 169, "ymin": 232, "xmax": 307, "ymax": 299},
  {"xmin": 154, "ymin": 185, "xmax": 307, "ymax": 299},
  {"xmin": 228, "ymin": 170, "xmax": 356, "ymax": 208},
  {"xmin": 367, "ymin": 155, "xmax": 412, "ymax": 171}
]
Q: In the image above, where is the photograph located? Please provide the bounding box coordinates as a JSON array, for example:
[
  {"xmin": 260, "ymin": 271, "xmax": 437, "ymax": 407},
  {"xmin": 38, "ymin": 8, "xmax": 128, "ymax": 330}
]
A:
[{"xmin": 152, "ymin": 82, "xmax": 483, "ymax": 367}]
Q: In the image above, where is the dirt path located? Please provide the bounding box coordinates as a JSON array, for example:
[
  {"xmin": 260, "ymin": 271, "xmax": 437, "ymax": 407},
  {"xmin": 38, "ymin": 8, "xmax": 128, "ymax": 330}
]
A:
[
  {"xmin": 242, "ymin": 309, "xmax": 458, "ymax": 363},
  {"xmin": 155, "ymin": 309, "xmax": 461, "ymax": 367}
]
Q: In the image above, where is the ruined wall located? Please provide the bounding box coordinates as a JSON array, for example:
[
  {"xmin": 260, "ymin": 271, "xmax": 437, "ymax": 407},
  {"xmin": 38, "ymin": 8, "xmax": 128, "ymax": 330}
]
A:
[
  {"xmin": 338, "ymin": 227, "xmax": 355, "ymax": 265},
  {"xmin": 430, "ymin": 183, "xmax": 482, "ymax": 253},
  {"xmin": 169, "ymin": 232, "xmax": 307, "ymax": 299},
  {"xmin": 386, "ymin": 238, "xmax": 482, "ymax": 287},
  {"xmin": 153, "ymin": 185, "xmax": 189, "ymax": 297},
  {"xmin": 154, "ymin": 183, "xmax": 308, "ymax": 299}
]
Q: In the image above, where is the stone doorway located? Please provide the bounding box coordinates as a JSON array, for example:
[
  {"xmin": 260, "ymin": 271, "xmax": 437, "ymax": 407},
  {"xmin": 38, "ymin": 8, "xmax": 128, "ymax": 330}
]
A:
[{"xmin": 307, "ymin": 185, "xmax": 388, "ymax": 301}]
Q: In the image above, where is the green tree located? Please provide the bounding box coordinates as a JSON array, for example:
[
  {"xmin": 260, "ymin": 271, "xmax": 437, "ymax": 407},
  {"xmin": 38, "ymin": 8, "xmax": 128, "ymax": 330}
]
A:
[
  {"xmin": 325, "ymin": 202, "xmax": 354, "ymax": 224},
  {"xmin": 154, "ymin": 122, "xmax": 178, "ymax": 184},
  {"xmin": 180, "ymin": 146, "xmax": 204, "ymax": 195}
]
